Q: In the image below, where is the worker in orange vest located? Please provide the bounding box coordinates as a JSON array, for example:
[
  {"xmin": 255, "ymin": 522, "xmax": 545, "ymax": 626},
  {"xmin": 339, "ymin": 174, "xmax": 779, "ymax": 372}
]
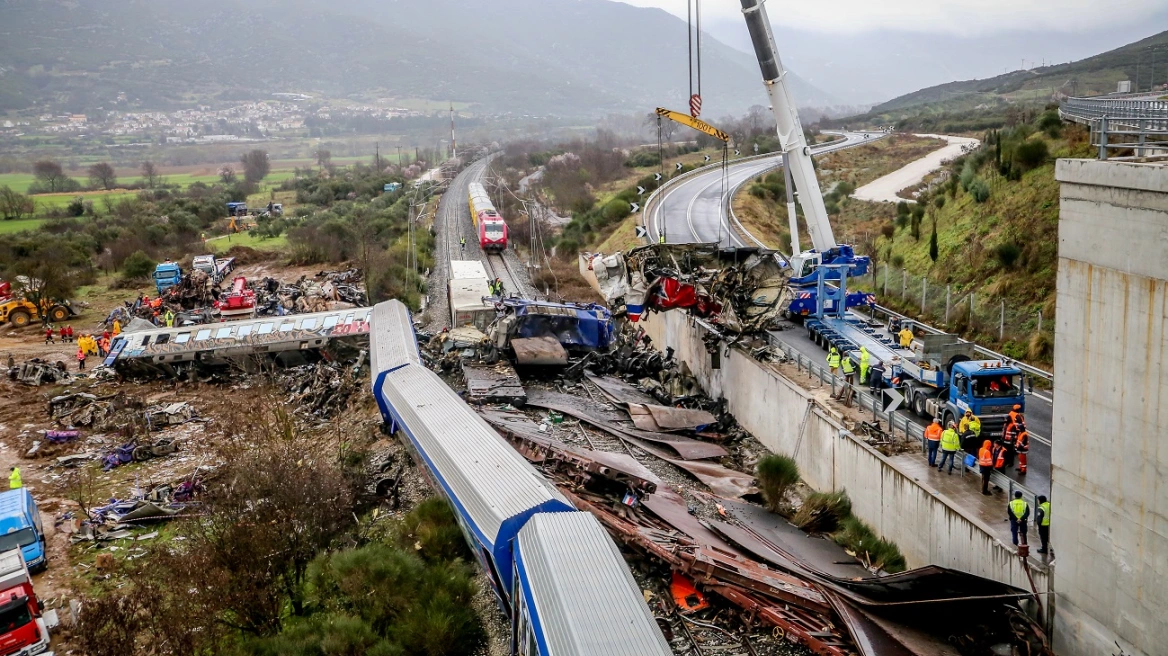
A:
[
  {"xmin": 1013, "ymin": 420, "xmax": 1030, "ymax": 475},
  {"xmin": 1008, "ymin": 404, "xmax": 1022, "ymax": 426},
  {"xmin": 924, "ymin": 418, "xmax": 943, "ymax": 467},
  {"xmin": 978, "ymin": 440, "xmax": 995, "ymax": 496}
]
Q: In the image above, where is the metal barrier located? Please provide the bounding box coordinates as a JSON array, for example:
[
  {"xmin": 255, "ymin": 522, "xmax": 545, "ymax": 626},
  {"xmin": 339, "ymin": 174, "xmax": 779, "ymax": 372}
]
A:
[
  {"xmin": 1060, "ymin": 96, "xmax": 1168, "ymax": 131},
  {"xmin": 758, "ymin": 329, "xmax": 1042, "ymax": 508}
]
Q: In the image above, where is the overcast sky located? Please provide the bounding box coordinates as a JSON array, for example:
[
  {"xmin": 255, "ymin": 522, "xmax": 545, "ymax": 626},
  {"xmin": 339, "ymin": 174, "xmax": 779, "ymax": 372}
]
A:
[{"xmin": 612, "ymin": 0, "xmax": 1168, "ymax": 35}]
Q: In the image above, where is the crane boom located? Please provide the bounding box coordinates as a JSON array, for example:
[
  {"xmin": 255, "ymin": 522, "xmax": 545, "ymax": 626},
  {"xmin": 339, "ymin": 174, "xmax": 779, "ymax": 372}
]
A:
[{"xmin": 739, "ymin": 0, "xmax": 834, "ymax": 253}]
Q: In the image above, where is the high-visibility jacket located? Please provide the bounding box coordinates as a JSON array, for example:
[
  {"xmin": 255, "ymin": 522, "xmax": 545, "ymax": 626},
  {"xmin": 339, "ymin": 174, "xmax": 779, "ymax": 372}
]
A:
[
  {"xmin": 1038, "ymin": 501, "xmax": 1051, "ymax": 526},
  {"xmin": 959, "ymin": 414, "xmax": 980, "ymax": 435},
  {"xmin": 8, "ymin": 468, "xmax": 21, "ymax": 489},
  {"xmin": 925, "ymin": 423, "xmax": 943, "ymax": 442},
  {"xmin": 841, "ymin": 357, "xmax": 855, "ymax": 374},
  {"xmin": 827, "ymin": 350, "xmax": 841, "ymax": 368},
  {"xmin": 1015, "ymin": 430, "xmax": 1030, "ymax": 452},
  {"xmin": 940, "ymin": 428, "xmax": 961, "ymax": 452},
  {"xmin": 859, "ymin": 348, "xmax": 870, "ymax": 369},
  {"xmin": 1009, "ymin": 498, "xmax": 1030, "ymax": 522},
  {"xmin": 992, "ymin": 444, "xmax": 1006, "ymax": 468},
  {"xmin": 968, "ymin": 416, "xmax": 981, "ymax": 436},
  {"xmin": 978, "ymin": 443, "xmax": 994, "ymax": 467},
  {"xmin": 898, "ymin": 328, "xmax": 913, "ymax": 348},
  {"xmin": 1008, "ymin": 409, "xmax": 1021, "ymax": 425}
]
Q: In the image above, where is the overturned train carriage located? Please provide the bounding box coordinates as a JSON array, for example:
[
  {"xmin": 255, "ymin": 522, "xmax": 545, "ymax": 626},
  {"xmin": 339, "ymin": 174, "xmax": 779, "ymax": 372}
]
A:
[{"xmin": 370, "ymin": 300, "xmax": 670, "ymax": 656}]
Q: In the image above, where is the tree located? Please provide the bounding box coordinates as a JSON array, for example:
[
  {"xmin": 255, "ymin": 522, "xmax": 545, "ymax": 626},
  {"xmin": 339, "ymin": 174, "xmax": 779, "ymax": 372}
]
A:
[
  {"xmin": 88, "ymin": 162, "xmax": 118, "ymax": 190},
  {"xmin": 141, "ymin": 161, "xmax": 161, "ymax": 188},
  {"xmin": 928, "ymin": 219, "xmax": 939, "ymax": 263},
  {"xmin": 121, "ymin": 250, "xmax": 156, "ymax": 279},
  {"xmin": 33, "ymin": 160, "xmax": 68, "ymax": 192},
  {"xmin": 218, "ymin": 166, "xmax": 237, "ymax": 185},
  {"xmin": 0, "ymin": 186, "xmax": 34, "ymax": 221},
  {"xmin": 315, "ymin": 148, "xmax": 332, "ymax": 173},
  {"xmin": 241, "ymin": 149, "xmax": 271, "ymax": 184}
]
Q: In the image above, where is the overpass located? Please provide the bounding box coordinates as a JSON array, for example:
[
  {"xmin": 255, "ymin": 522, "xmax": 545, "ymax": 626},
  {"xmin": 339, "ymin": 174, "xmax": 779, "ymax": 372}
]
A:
[{"xmin": 1060, "ymin": 94, "xmax": 1168, "ymax": 158}]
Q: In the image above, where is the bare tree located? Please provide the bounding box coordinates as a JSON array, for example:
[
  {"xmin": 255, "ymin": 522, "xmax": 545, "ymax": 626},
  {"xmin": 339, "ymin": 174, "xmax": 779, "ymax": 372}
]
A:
[
  {"xmin": 33, "ymin": 160, "xmax": 67, "ymax": 192},
  {"xmin": 241, "ymin": 149, "xmax": 271, "ymax": 184},
  {"xmin": 315, "ymin": 148, "xmax": 332, "ymax": 173},
  {"xmin": 218, "ymin": 165, "xmax": 237, "ymax": 185},
  {"xmin": 0, "ymin": 186, "xmax": 34, "ymax": 221},
  {"xmin": 141, "ymin": 161, "xmax": 161, "ymax": 188},
  {"xmin": 88, "ymin": 162, "xmax": 118, "ymax": 190}
]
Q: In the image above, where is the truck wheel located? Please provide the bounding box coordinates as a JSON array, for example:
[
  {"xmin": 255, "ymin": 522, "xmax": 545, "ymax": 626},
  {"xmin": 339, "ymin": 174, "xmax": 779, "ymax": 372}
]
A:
[
  {"xmin": 8, "ymin": 309, "xmax": 31, "ymax": 328},
  {"xmin": 911, "ymin": 390, "xmax": 927, "ymax": 417},
  {"xmin": 48, "ymin": 305, "xmax": 70, "ymax": 323}
]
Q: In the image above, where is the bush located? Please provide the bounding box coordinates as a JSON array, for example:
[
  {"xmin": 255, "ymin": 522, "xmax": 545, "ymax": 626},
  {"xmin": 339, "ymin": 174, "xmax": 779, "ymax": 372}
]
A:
[
  {"xmin": 756, "ymin": 454, "xmax": 800, "ymax": 512},
  {"xmin": 624, "ymin": 151, "xmax": 660, "ymax": 168},
  {"xmin": 891, "ymin": 254, "xmax": 905, "ymax": 268},
  {"xmin": 600, "ymin": 198, "xmax": 632, "ymax": 223},
  {"xmin": 1014, "ymin": 139, "xmax": 1049, "ymax": 171},
  {"xmin": 895, "ymin": 200, "xmax": 910, "ymax": 217},
  {"xmin": 121, "ymin": 249, "xmax": 156, "ymax": 279},
  {"xmin": 749, "ymin": 184, "xmax": 768, "ymax": 199},
  {"xmin": 934, "ymin": 196, "xmax": 945, "ymax": 209},
  {"xmin": 968, "ymin": 178, "xmax": 991, "ymax": 203},
  {"xmin": 995, "ymin": 243, "xmax": 1022, "ymax": 268},
  {"xmin": 67, "ymin": 197, "xmax": 85, "ymax": 217},
  {"xmin": 835, "ymin": 181, "xmax": 856, "ymax": 197},
  {"xmin": 793, "ymin": 491, "xmax": 852, "ymax": 533},
  {"xmin": 832, "ymin": 516, "xmax": 906, "ymax": 572},
  {"xmin": 880, "ymin": 224, "xmax": 895, "ymax": 239}
]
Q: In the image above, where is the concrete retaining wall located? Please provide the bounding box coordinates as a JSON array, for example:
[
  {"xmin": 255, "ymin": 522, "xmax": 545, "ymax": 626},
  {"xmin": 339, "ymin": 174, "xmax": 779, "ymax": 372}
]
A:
[{"xmin": 637, "ymin": 309, "xmax": 1048, "ymax": 594}]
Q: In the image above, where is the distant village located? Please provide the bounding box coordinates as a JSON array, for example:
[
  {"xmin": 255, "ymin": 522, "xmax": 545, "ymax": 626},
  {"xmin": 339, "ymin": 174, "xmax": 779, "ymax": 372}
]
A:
[{"xmin": 0, "ymin": 95, "xmax": 443, "ymax": 142}]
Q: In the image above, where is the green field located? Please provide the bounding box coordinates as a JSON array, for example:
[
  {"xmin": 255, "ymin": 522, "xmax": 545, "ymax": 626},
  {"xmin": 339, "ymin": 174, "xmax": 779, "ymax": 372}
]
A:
[
  {"xmin": 0, "ymin": 218, "xmax": 48, "ymax": 234},
  {"xmin": 31, "ymin": 190, "xmax": 140, "ymax": 211},
  {"xmin": 0, "ymin": 166, "xmax": 298, "ymax": 194},
  {"xmin": 206, "ymin": 231, "xmax": 289, "ymax": 253}
]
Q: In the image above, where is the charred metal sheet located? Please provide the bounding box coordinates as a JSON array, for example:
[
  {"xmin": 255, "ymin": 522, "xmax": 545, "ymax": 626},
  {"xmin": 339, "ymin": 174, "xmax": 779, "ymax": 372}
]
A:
[
  {"xmin": 526, "ymin": 389, "xmax": 727, "ymax": 460},
  {"xmin": 627, "ymin": 403, "xmax": 716, "ymax": 431},
  {"xmin": 462, "ymin": 361, "xmax": 527, "ymax": 406},
  {"xmin": 480, "ymin": 409, "xmax": 658, "ymax": 494},
  {"xmin": 721, "ymin": 499, "xmax": 872, "ymax": 580},
  {"xmin": 641, "ymin": 490, "xmax": 744, "ymax": 556},
  {"xmin": 511, "ymin": 336, "xmax": 568, "ymax": 366},
  {"xmin": 585, "ymin": 373, "xmax": 658, "ymax": 405},
  {"xmin": 823, "ymin": 593, "xmax": 927, "ymax": 656}
]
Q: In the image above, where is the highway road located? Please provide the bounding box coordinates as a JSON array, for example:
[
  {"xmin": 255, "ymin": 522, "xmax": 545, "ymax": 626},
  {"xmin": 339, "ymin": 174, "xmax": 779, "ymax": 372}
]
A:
[
  {"xmin": 769, "ymin": 318, "xmax": 1053, "ymax": 496},
  {"xmin": 646, "ymin": 131, "xmax": 885, "ymax": 248}
]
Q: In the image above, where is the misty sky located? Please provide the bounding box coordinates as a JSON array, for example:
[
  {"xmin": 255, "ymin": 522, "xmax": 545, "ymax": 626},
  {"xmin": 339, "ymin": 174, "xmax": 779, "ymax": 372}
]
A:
[{"xmin": 612, "ymin": 0, "xmax": 1168, "ymax": 103}]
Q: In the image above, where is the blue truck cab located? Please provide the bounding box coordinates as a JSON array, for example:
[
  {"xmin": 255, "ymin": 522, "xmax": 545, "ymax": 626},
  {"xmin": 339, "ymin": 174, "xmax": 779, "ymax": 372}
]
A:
[
  {"xmin": 939, "ymin": 361, "xmax": 1026, "ymax": 438},
  {"xmin": 0, "ymin": 489, "xmax": 46, "ymax": 572},
  {"xmin": 153, "ymin": 261, "xmax": 183, "ymax": 295}
]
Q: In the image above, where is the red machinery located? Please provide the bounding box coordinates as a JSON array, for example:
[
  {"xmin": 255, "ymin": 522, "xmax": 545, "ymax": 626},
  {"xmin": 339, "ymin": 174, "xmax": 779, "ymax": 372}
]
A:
[
  {"xmin": 216, "ymin": 277, "xmax": 256, "ymax": 321},
  {"xmin": 0, "ymin": 280, "xmax": 11, "ymax": 304},
  {"xmin": 0, "ymin": 549, "xmax": 54, "ymax": 655},
  {"xmin": 479, "ymin": 217, "xmax": 508, "ymax": 253}
]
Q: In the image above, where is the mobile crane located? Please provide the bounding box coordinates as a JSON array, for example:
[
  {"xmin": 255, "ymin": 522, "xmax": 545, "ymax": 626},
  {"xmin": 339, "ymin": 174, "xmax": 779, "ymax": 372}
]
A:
[{"xmin": 738, "ymin": 0, "xmax": 870, "ymax": 299}]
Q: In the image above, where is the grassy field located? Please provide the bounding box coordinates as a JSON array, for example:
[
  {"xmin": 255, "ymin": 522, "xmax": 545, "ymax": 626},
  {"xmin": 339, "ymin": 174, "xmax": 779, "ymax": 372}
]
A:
[
  {"xmin": 0, "ymin": 218, "xmax": 48, "ymax": 234},
  {"xmin": 206, "ymin": 231, "xmax": 289, "ymax": 253},
  {"xmin": 31, "ymin": 190, "xmax": 140, "ymax": 211},
  {"xmin": 0, "ymin": 164, "xmax": 299, "ymax": 194}
]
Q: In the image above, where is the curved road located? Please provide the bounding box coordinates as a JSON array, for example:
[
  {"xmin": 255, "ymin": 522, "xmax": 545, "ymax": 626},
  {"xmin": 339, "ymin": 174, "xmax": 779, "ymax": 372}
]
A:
[{"xmin": 646, "ymin": 131, "xmax": 885, "ymax": 248}]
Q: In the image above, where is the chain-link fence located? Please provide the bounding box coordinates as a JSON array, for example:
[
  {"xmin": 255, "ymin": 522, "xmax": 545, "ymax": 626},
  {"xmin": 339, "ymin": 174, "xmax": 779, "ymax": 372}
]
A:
[{"xmin": 851, "ymin": 264, "xmax": 1053, "ymax": 363}]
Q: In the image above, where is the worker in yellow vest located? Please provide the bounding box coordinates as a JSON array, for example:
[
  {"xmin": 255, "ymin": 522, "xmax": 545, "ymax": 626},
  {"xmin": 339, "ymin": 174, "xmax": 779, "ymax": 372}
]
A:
[
  {"xmin": 938, "ymin": 422, "xmax": 961, "ymax": 474},
  {"xmin": 858, "ymin": 347, "xmax": 870, "ymax": 384},
  {"xmin": 1008, "ymin": 491, "xmax": 1030, "ymax": 547},
  {"xmin": 898, "ymin": 325, "xmax": 914, "ymax": 349},
  {"xmin": 8, "ymin": 467, "xmax": 21, "ymax": 489},
  {"xmin": 1036, "ymin": 495, "xmax": 1051, "ymax": 554},
  {"xmin": 959, "ymin": 410, "xmax": 981, "ymax": 437},
  {"xmin": 826, "ymin": 347, "xmax": 841, "ymax": 375}
]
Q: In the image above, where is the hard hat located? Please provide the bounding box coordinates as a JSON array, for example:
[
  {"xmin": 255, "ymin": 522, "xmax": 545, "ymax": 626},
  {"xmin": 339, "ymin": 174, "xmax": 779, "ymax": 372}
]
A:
[
  {"xmin": 948, "ymin": 421, "xmax": 956, "ymax": 428},
  {"xmin": 965, "ymin": 410, "xmax": 972, "ymax": 416},
  {"xmin": 1013, "ymin": 404, "xmax": 1021, "ymax": 411}
]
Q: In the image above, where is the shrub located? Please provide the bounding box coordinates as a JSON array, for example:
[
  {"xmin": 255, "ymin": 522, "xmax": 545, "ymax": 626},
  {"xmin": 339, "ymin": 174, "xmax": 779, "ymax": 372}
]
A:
[
  {"xmin": 756, "ymin": 454, "xmax": 800, "ymax": 512},
  {"xmin": 891, "ymin": 254, "xmax": 905, "ymax": 268},
  {"xmin": 880, "ymin": 224, "xmax": 895, "ymax": 239},
  {"xmin": 832, "ymin": 516, "xmax": 906, "ymax": 572},
  {"xmin": 1014, "ymin": 139, "xmax": 1049, "ymax": 170},
  {"xmin": 895, "ymin": 200, "xmax": 910, "ymax": 217},
  {"xmin": 624, "ymin": 151, "xmax": 660, "ymax": 168},
  {"xmin": 67, "ymin": 197, "xmax": 86, "ymax": 217},
  {"xmin": 601, "ymin": 198, "xmax": 632, "ymax": 223},
  {"xmin": 835, "ymin": 181, "xmax": 856, "ymax": 197},
  {"xmin": 968, "ymin": 178, "xmax": 991, "ymax": 203},
  {"xmin": 995, "ymin": 242, "xmax": 1022, "ymax": 268},
  {"xmin": 749, "ymin": 184, "xmax": 767, "ymax": 199},
  {"xmin": 929, "ymin": 222, "xmax": 939, "ymax": 263},
  {"xmin": 793, "ymin": 491, "xmax": 852, "ymax": 533},
  {"xmin": 121, "ymin": 249, "xmax": 156, "ymax": 279}
]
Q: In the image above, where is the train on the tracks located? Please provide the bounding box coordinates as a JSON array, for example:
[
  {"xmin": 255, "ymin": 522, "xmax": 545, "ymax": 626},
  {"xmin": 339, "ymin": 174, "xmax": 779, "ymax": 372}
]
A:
[
  {"xmin": 370, "ymin": 300, "xmax": 670, "ymax": 656},
  {"xmin": 468, "ymin": 181, "xmax": 509, "ymax": 253}
]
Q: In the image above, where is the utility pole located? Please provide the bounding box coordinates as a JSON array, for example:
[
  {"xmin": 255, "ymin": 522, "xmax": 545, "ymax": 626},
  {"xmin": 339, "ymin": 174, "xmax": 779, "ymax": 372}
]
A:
[{"xmin": 450, "ymin": 103, "xmax": 457, "ymax": 161}]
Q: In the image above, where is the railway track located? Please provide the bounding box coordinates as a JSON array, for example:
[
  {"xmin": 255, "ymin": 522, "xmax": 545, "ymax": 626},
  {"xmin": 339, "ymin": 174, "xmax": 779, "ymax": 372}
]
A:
[{"xmin": 485, "ymin": 252, "xmax": 522, "ymax": 298}]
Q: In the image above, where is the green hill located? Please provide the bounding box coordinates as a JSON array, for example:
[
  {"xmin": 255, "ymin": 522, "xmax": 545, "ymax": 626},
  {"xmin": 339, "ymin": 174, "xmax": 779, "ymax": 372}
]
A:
[{"xmin": 844, "ymin": 29, "xmax": 1168, "ymax": 126}]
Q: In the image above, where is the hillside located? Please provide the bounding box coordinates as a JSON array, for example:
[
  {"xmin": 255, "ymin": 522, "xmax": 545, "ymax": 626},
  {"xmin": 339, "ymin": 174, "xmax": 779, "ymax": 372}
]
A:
[
  {"xmin": 849, "ymin": 29, "xmax": 1168, "ymax": 123},
  {"xmin": 0, "ymin": 0, "xmax": 836, "ymax": 116}
]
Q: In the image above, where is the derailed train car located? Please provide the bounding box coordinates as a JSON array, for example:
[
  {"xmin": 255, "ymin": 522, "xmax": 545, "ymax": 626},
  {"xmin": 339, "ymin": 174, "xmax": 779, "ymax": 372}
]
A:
[{"xmin": 370, "ymin": 300, "xmax": 670, "ymax": 656}]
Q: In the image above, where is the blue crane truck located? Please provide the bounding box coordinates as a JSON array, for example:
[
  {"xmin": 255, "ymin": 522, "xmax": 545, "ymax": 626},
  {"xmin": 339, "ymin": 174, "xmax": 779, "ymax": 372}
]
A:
[{"xmin": 803, "ymin": 267, "xmax": 1024, "ymax": 439}]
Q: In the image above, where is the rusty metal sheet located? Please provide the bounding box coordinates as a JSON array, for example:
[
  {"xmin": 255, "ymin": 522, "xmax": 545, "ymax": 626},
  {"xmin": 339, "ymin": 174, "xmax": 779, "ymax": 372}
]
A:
[
  {"xmin": 823, "ymin": 592, "xmax": 926, "ymax": 656},
  {"xmin": 511, "ymin": 336, "xmax": 568, "ymax": 366},
  {"xmin": 462, "ymin": 361, "xmax": 526, "ymax": 406},
  {"xmin": 479, "ymin": 408, "xmax": 659, "ymax": 494},
  {"xmin": 720, "ymin": 499, "xmax": 872, "ymax": 580},
  {"xmin": 526, "ymin": 389, "xmax": 727, "ymax": 460},
  {"xmin": 639, "ymin": 403, "xmax": 717, "ymax": 430},
  {"xmin": 641, "ymin": 489, "xmax": 743, "ymax": 555},
  {"xmin": 625, "ymin": 403, "xmax": 666, "ymax": 431},
  {"xmin": 585, "ymin": 373, "xmax": 658, "ymax": 405},
  {"xmin": 621, "ymin": 434, "xmax": 756, "ymax": 499}
]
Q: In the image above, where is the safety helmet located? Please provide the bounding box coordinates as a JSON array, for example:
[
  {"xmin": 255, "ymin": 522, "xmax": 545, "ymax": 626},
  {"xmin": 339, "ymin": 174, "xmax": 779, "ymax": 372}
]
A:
[
  {"xmin": 1013, "ymin": 404, "xmax": 1021, "ymax": 411},
  {"xmin": 964, "ymin": 409, "xmax": 972, "ymax": 416}
]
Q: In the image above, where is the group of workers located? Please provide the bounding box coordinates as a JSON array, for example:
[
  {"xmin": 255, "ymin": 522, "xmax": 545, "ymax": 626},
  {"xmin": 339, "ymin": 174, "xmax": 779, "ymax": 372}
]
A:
[
  {"xmin": 488, "ymin": 277, "xmax": 506, "ymax": 297},
  {"xmin": 43, "ymin": 325, "xmax": 75, "ymax": 345},
  {"xmin": 74, "ymin": 330, "xmax": 119, "ymax": 370},
  {"xmin": 826, "ymin": 345, "xmax": 873, "ymax": 400}
]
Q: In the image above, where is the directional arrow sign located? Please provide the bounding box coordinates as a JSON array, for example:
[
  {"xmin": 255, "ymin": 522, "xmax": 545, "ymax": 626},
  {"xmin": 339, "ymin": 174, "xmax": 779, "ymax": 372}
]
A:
[
  {"xmin": 630, "ymin": 202, "xmax": 640, "ymax": 213},
  {"xmin": 637, "ymin": 186, "xmax": 646, "ymax": 195},
  {"xmin": 883, "ymin": 388, "xmax": 904, "ymax": 413},
  {"xmin": 734, "ymin": 149, "xmax": 741, "ymax": 156},
  {"xmin": 703, "ymin": 155, "xmax": 711, "ymax": 162},
  {"xmin": 635, "ymin": 226, "xmax": 648, "ymax": 239},
  {"xmin": 675, "ymin": 162, "xmax": 683, "ymax": 171},
  {"xmin": 654, "ymin": 173, "xmax": 663, "ymax": 181}
]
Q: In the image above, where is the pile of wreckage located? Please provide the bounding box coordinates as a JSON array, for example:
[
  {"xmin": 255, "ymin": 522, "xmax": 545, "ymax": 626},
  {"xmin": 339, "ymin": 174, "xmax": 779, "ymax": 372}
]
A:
[
  {"xmin": 589, "ymin": 243, "xmax": 792, "ymax": 334},
  {"xmin": 70, "ymin": 472, "xmax": 208, "ymax": 544},
  {"xmin": 105, "ymin": 268, "xmax": 367, "ymax": 330},
  {"xmin": 473, "ymin": 371, "xmax": 1052, "ymax": 656},
  {"xmin": 6, "ymin": 359, "xmax": 74, "ymax": 386},
  {"xmin": 274, "ymin": 357, "xmax": 367, "ymax": 420}
]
